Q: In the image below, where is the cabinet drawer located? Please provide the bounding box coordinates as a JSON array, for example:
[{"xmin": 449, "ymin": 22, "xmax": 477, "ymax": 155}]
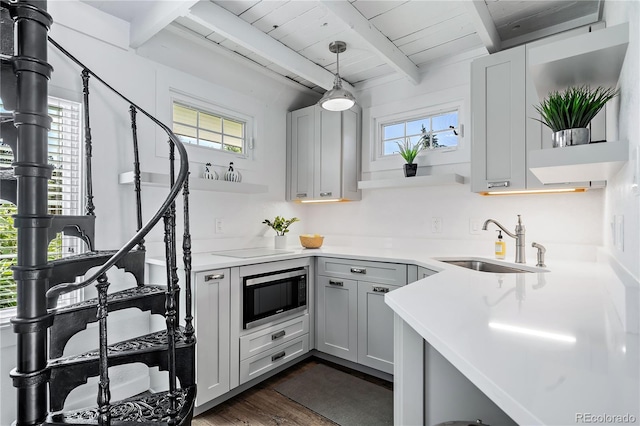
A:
[
  {"xmin": 240, "ymin": 314, "xmax": 309, "ymax": 361},
  {"xmin": 240, "ymin": 334, "xmax": 309, "ymax": 385},
  {"xmin": 317, "ymin": 257, "xmax": 407, "ymax": 285}
]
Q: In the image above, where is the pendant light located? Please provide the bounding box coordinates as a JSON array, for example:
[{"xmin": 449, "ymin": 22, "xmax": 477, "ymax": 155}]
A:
[{"xmin": 318, "ymin": 41, "xmax": 356, "ymax": 112}]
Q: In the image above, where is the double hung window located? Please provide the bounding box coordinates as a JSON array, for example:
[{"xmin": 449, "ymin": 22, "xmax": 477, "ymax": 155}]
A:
[{"xmin": 0, "ymin": 97, "xmax": 82, "ymax": 314}]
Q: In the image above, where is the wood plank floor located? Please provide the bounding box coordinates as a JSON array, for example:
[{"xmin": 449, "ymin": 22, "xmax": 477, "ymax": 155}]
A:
[{"xmin": 192, "ymin": 358, "xmax": 392, "ymax": 426}]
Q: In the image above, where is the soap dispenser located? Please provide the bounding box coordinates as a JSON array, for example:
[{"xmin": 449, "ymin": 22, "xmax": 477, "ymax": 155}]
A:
[{"xmin": 495, "ymin": 230, "xmax": 506, "ymax": 259}]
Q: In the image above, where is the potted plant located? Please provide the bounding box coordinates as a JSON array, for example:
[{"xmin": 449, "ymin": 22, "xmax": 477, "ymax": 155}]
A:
[
  {"xmin": 533, "ymin": 85, "xmax": 618, "ymax": 147},
  {"xmin": 262, "ymin": 216, "xmax": 299, "ymax": 249},
  {"xmin": 396, "ymin": 138, "xmax": 423, "ymax": 177}
]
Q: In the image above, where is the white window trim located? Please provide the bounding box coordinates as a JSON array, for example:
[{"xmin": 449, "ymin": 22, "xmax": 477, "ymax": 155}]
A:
[
  {"xmin": 378, "ymin": 106, "xmax": 461, "ymax": 158},
  {"xmin": 170, "ymin": 91, "xmax": 253, "ymax": 159},
  {"xmin": 364, "ymin": 85, "xmax": 470, "ymax": 174}
]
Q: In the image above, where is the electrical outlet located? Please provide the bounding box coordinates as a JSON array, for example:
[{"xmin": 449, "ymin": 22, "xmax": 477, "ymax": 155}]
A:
[
  {"xmin": 215, "ymin": 218, "xmax": 224, "ymax": 234},
  {"xmin": 470, "ymin": 219, "xmax": 483, "ymax": 235},
  {"xmin": 431, "ymin": 217, "xmax": 442, "ymax": 233}
]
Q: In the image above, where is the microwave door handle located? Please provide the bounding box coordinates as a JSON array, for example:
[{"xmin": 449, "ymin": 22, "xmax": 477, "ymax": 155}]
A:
[{"xmin": 245, "ymin": 269, "xmax": 307, "ymax": 287}]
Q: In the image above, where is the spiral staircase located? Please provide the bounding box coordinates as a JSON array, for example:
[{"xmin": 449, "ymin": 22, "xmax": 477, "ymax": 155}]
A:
[{"xmin": 1, "ymin": 1, "xmax": 196, "ymax": 424}]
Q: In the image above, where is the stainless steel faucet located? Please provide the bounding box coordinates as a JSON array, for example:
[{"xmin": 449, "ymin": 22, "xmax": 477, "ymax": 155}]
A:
[{"xmin": 482, "ymin": 215, "xmax": 526, "ymax": 263}]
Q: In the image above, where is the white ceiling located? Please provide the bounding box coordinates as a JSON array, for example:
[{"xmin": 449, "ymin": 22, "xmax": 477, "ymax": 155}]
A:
[{"xmin": 79, "ymin": 0, "xmax": 603, "ymax": 92}]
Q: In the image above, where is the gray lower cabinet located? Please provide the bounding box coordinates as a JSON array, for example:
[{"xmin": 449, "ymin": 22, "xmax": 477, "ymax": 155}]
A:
[
  {"xmin": 316, "ymin": 257, "xmax": 408, "ymax": 372},
  {"xmin": 194, "ymin": 269, "xmax": 231, "ymax": 406},
  {"xmin": 316, "ymin": 275, "xmax": 359, "ymax": 362},
  {"xmin": 357, "ymin": 281, "xmax": 401, "ymax": 374}
]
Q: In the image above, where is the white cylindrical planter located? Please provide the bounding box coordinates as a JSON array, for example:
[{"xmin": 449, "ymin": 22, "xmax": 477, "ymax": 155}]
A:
[{"xmin": 274, "ymin": 235, "xmax": 286, "ymax": 249}]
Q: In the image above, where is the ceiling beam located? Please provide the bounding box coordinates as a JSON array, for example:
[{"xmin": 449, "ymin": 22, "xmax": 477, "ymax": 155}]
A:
[
  {"xmin": 464, "ymin": 0, "xmax": 501, "ymax": 53},
  {"xmin": 188, "ymin": 1, "xmax": 350, "ymax": 91},
  {"xmin": 319, "ymin": 0, "xmax": 421, "ymax": 86},
  {"xmin": 130, "ymin": 0, "xmax": 199, "ymax": 49}
]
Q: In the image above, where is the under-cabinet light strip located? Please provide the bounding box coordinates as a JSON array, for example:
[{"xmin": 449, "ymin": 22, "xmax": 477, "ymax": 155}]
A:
[
  {"xmin": 482, "ymin": 188, "xmax": 586, "ymax": 196},
  {"xmin": 299, "ymin": 199, "xmax": 343, "ymax": 203}
]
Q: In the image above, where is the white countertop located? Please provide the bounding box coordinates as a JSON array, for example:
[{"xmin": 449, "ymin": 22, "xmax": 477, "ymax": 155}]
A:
[{"xmin": 148, "ymin": 244, "xmax": 639, "ymax": 425}]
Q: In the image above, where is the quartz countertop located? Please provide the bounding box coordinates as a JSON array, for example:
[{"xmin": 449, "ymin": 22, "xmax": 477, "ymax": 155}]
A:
[{"xmin": 147, "ymin": 244, "xmax": 639, "ymax": 425}]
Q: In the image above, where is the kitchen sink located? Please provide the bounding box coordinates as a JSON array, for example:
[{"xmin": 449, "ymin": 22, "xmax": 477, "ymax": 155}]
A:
[{"xmin": 438, "ymin": 259, "xmax": 533, "ymax": 273}]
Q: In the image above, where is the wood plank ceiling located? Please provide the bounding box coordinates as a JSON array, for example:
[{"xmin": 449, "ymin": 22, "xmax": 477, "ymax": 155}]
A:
[{"xmin": 79, "ymin": 0, "xmax": 602, "ymax": 92}]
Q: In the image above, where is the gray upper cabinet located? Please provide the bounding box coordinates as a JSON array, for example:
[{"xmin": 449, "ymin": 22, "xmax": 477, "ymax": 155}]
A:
[
  {"xmin": 287, "ymin": 105, "xmax": 361, "ymax": 202},
  {"xmin": 471, "ymin": 45, "xmax": 527, "ymax": 193},
  {"xmin": 471, "ymin": 25, "xmax": 604, "ymax": 193}
]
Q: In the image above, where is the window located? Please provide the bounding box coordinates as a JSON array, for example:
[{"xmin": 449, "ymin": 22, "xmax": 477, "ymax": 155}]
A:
[
  {"xmin": 0, "ymin": 97, "xmax": 82, "ymax": 312},
  {"xmin": 381, "ymin": 110, "xmax": 459, "ymax": 156},
  {"xmin": 172, "ymin": 101, "xmax": 246, "ymax": 154}
]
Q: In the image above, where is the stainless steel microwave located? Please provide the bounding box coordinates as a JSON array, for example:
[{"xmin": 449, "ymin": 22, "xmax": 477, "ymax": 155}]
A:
[{"xmin": 242, "ymin": 267, "xmax": 308, "ymax": 329}]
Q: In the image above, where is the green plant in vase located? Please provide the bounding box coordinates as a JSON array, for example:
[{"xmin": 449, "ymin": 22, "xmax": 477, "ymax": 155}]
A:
[
  {"xmin": 396, "ymin": 138, "xmax": 423, "ymax": 177},
  {"xmin": 533, "ymin": 85, "xmax": 618, "ymax": 147},
  {"xmin": 263, "ymin": 216, "xmax": 299, "ymax": 249}
]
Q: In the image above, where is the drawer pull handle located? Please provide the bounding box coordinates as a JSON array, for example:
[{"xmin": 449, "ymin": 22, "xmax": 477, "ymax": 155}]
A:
[
  {"xmin": 487, "ymin": 181, "xmax": 510, "ymax": 189},
  {"xmin": 350, "ymin": 267, "xmax": 366, "ymax": 274},
  {"xmin": 329, "ymin": 280, "xmax": 344, "ymax": 287},
  {"xmin": 320, "ymin": 192, "xmax": 332, "ymax": 197},
  {"xmin": 373, "ymin": 286, "xmax": 389, "ymax": 293},
  {"xmin": 271, "ymin": 330, "xmax": 286, "ymax": 340},
  {"xmin": 272, "ymin": 351, "xmax": 286, "ymax": 362},
  {"xmin": 205, "ymin": 273, "xmax": 225, "ymax": 281},
  {"xmin": 296, "ymin": 193, "xmax": 307, "ymax": 198}
]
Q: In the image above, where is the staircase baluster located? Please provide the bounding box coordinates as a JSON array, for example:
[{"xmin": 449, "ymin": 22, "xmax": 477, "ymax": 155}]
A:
[
  {"xmin": 96, "ymin": 273, "xmax": 111, "ymax": 426},
  {"xmin": 182, "ymin": 173, "xmax": 194, "ymax": 342},
  {"xmin": 129, "ymin": 105, "xmax": 145, "ymax": 251},
  {"xmin": 163, "ymin": 209, "xmax": 178, "ymax": 420},
  {"xmin": 82, "ymin": 68, "xmax": 96, "ymax": 216}
]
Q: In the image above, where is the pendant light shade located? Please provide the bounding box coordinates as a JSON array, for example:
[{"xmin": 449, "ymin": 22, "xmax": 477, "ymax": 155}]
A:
[{"xmin": 319, "ymin": 41, "xmax": 356, "ymax": 112}]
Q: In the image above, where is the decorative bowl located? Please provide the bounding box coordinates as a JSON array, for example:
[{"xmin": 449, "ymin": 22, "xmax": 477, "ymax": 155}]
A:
[{"xmin": 299, "ymin": 234, "xmax": 324, "ymax": 249}]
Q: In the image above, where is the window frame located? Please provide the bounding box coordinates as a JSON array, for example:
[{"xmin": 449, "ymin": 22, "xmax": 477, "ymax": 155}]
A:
[
  {"xmin": 169, "ymin": 91, "xmax": 254, "ymax": 161},
  {"xmin": 378, "ymin": 106, "xmax": 461, "ymax": 159},
  {"xmin": 0, "ymin": 96, "xmax": 84, "ymax": 321}
]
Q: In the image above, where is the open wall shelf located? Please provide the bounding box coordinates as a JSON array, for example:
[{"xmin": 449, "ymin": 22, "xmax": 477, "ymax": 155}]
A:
[
  {"xmin": 528, "ymin": 141, "xmax": 628, "ymax": 184},
  {"xmin": 358, "ymin": 173, "xmax": 465, "ymax": 190},
  {"xmin": 119, "ymin": 171, "xmax": 268, "ymax": 194},
  {"xmin": 529, "ymin": 23, "xmax": 629, "ymax": 99}
]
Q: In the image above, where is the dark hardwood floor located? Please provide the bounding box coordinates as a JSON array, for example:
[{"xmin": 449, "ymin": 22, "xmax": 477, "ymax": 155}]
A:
[{"xmin": 192, "ymin": 358, "xmax": 393, "ymax": 426}]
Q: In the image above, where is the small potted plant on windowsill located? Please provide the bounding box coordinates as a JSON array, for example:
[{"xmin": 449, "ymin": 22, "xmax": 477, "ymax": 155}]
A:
[
  {"xmin": 397, "ymin": 138, "xmax": 423, "ymax": 177},
  {"xmin": 262, "ymin": 216, "xmax": 299, "ymax": 249},
  {"xmin": 533, "ymin": 85, "xmax": 618, "ymax": 147}
]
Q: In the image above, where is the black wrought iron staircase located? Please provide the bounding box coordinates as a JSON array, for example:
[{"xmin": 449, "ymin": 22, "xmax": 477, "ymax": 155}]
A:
[{"xmin": 0, "ymin": 1, "xmax": 196, "ymax": 425}]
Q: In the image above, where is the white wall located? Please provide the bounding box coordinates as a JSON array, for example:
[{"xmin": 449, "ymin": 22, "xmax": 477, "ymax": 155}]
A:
[
  {"xmin": 602, "ymin": 1, "xmax": 640, "ymax": 281},
  {"xmin": 306, "ymin": 49, "xmax": 606, "ymax": 259}
]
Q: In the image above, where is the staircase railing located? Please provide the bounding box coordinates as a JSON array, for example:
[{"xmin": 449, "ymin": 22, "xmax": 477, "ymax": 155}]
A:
[
  {"xmin": 43, "ymin": 36, "xmax": 195, "ymax": 423},
  {"xmin": 44, "ymin": 37, "xmax": 189, "ymax": 301}
]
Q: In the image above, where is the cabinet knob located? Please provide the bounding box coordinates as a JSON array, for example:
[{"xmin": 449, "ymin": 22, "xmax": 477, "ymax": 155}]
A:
[
  {"xmin": 296, "ymin": 193, "xmax": 307, "ymax": 198},
  {"xmin": 329, "ymin": 280, "xmax": 344, "ymax": 287},
  {"xmin": 350, "ymin": 267, "xmax": 366, "ymax": 274},
  {"xmin": 487, "ymin": 181, "xmax": 510, "ymax": 189},
  {"xmin": 319, "ymin": 192, "xmax": 332, "ymax": 197},
  {"xmin": 205, "ymin": 273, "xmax": 225, "ymax": 281},
  {"xmin": 271, "ymin": 351, "xmax": 286, "ymax": 362},
  {"xmin": 373, "ymin": 286, "xmax": 389, "ymax": 293},
  {"xmin": 271, "ymin": 330, "xmax": 286, "ymax": 340}
]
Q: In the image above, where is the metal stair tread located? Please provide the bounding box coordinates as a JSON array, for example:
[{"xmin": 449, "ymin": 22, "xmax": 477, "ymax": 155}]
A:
[
  {"xmin": 52, "ymin": 284, "xmax": 165, "ymax": 313},
  {"xmin": 48, "ymin": 249, "xmax": 118, "ymax": 267},
  {"xmin": 48, "ymin": 327, "xmax": 191, "ymax": 367},
  {"xmin": 47, "ymin": 385, "xmax": 196, "ymax": 425}
]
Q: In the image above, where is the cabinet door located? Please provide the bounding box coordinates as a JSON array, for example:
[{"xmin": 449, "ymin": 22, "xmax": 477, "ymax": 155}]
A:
[
  {"xmin": 315, "ymin": 108, "xmax": 342, "ymax": 199},
  {"xmin": 471, "ymin": 45, "xmax": 526, "ymax": 192},
  {"xmin": 357, "ymin": 281, "xmax": 401, "ymax": 373},
  {"xmin": 316, "ymin": 275, "xmax": 358, "ymax": 362},
  {"xmin": 194, "ymin": 269, "xmax": 230, "ymax": 406},
  {"xmin": 288, "ymin": 106, "xmax": 315, "ymax": 201},
  {"xmin": 417, "ymin": 266, "xmax": 437, "ymax": 280}
]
